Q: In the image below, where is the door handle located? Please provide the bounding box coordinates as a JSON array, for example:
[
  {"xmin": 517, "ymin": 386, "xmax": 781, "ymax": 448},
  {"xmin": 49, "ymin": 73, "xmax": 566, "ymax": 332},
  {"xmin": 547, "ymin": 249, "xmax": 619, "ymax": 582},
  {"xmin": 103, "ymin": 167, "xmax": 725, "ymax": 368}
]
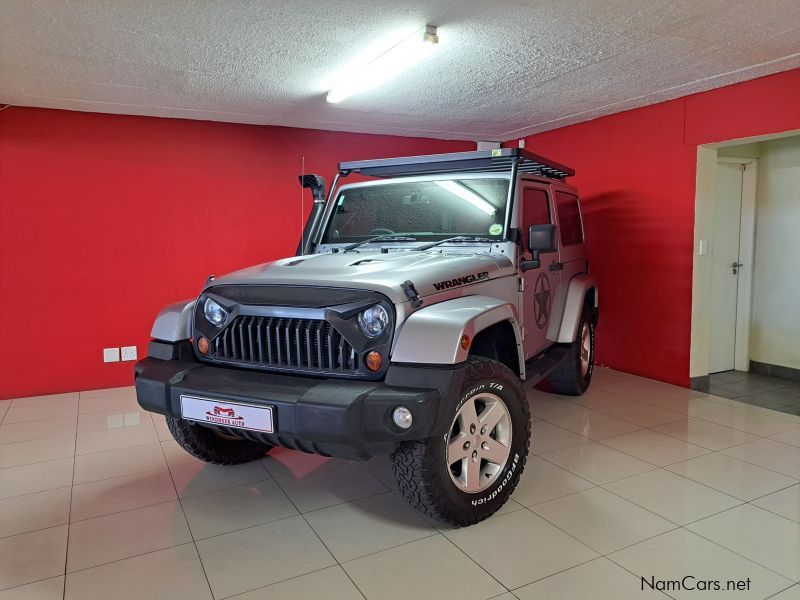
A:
[
  {"xmin": 731, "ymin": 261, "xmax": 743, "ymax": 274},
  {"xmin": 549, "ymin": 262, "xmax": 564, "ymax": 271}
]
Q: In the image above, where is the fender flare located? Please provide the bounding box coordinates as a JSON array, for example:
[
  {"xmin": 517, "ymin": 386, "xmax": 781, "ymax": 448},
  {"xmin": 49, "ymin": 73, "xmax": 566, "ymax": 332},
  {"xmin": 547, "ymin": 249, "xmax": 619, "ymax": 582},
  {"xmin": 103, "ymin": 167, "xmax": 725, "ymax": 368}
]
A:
[
  {"xmin": 150, "ymin": 299, "xmax": 196, "ymax": 341},
  {"xmin": 391, "ymin": 295, "xmax": 524, "ymax": 369},
  {"xmin": 556, "ymin": 274, "xmax": 598, "ymax": 343}
]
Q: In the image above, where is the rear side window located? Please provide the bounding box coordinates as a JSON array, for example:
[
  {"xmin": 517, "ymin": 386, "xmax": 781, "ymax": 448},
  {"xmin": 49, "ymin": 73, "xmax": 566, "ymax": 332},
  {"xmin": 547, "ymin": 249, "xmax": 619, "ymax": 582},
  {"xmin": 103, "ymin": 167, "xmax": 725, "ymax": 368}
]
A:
[{"xmin": 555, "ymin": 192, "xmax": 583, "ymax": 246}]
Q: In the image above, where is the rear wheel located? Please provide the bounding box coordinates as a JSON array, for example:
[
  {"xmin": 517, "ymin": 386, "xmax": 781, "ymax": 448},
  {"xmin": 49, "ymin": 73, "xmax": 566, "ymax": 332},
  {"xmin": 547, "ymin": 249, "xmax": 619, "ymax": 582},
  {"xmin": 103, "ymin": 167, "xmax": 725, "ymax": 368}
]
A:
[
  {"xmin": 392, "ymin": 358, "xmax": 530, "ymax": 526},
  {"xmin": 166, "ymin": 417, "xmax": 273, "ymax": 465},
  {"xmin": 547, "ymin": 304, "xmax": 595, "ymax": 396}
]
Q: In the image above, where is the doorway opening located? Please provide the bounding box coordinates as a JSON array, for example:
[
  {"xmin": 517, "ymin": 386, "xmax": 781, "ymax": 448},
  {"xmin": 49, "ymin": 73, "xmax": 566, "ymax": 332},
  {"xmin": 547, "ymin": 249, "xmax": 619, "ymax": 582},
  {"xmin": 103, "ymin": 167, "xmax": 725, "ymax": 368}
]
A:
[{"xmin": 691, "ymin": 131, "xmax": 800, "ymax": 413}]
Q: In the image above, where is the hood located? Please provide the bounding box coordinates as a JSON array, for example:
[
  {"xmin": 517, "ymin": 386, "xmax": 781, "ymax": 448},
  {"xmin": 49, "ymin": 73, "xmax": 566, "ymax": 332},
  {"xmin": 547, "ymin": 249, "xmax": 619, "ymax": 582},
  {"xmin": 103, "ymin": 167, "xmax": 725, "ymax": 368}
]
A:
[{"xmin": 210, "ymin": 250, "xmax": 514, "ymax": 304}]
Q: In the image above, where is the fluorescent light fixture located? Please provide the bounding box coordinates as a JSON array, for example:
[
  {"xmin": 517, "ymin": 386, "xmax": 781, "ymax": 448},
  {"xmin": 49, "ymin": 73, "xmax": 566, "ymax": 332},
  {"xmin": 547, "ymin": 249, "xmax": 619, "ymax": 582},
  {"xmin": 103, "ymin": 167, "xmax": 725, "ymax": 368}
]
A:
[
  {"xmin": 326, "ymin": 25, "xmax": 438, "ymax": 104},
  {"xmin": 436, "ymin": 180, "xmax": 497, "ymax": 216}
]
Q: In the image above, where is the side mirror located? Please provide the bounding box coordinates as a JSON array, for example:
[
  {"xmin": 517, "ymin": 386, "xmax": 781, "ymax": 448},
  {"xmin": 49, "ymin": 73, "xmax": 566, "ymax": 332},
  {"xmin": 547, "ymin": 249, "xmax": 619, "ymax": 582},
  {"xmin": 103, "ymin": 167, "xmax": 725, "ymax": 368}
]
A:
[
  {"xmin": 521, "ymin": 224, "xmax": 557, "ymax": 272},
  {"xmin": 529, "ymin": 224, "xmax": 557, "ymax": 254}
]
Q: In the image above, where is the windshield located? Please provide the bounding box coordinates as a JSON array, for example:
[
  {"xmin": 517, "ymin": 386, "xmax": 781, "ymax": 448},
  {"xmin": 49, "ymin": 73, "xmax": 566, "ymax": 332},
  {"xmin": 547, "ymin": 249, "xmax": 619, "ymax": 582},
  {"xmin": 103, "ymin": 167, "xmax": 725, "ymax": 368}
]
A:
[{"xmin": 320, "ymin": 178, "xmax": 509, "ymax": 244}]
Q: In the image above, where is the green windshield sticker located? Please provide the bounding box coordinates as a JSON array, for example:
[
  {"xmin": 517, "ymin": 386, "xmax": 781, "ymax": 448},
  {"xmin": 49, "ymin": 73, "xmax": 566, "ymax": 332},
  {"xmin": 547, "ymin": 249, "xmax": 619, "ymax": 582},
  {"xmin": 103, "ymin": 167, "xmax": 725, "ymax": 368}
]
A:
[{"xmin": 489, "ymin": 223, "xmax": 503, "ymax": 236}]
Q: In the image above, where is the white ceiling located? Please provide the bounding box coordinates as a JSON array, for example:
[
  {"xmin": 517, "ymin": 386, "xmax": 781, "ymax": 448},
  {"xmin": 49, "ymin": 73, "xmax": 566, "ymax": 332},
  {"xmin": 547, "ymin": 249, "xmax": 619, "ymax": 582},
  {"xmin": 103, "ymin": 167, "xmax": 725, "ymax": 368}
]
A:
[{"xmin": 1, "ymin": 0, "xmax": 799, "ymax": 141}]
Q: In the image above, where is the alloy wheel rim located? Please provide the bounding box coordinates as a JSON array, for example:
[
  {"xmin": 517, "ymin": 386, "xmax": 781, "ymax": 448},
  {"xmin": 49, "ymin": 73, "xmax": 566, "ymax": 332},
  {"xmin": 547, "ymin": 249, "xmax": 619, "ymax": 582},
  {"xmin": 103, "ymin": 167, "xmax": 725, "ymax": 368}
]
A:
[
  {"xmin": 580, "ymin": 322, "xmax": 592, "ymax": 377},
  {"xmin": 446, "ymin": 392, "xmax": 512, "ymax": 493}
]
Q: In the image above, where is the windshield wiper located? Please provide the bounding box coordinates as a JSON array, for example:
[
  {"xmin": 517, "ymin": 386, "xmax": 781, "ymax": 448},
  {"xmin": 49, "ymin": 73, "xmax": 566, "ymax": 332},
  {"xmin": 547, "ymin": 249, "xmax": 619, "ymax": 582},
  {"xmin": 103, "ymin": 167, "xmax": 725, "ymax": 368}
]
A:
[
  {"xmin": 413, "ymin": 236, "xmax": 496, "ymax": 251},
  {"xmin": 337, "ymin": 234, "xmax": 418, "ymax": 252}
]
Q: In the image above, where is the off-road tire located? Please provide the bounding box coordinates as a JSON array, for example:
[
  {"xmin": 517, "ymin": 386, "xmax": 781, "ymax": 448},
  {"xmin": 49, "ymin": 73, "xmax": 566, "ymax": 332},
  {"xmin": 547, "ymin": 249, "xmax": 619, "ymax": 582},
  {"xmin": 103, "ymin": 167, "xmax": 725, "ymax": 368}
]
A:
[
  {"xmin": 391, "ymin": 358, "xmax": 530, "ymax": 526},
  {"xmin": 166, "ymin": 416, "xmax": 273, "ymax": 465},
  {"xmin": 547, "ymin": 304, "xmax": 595, "ymax": 396}
]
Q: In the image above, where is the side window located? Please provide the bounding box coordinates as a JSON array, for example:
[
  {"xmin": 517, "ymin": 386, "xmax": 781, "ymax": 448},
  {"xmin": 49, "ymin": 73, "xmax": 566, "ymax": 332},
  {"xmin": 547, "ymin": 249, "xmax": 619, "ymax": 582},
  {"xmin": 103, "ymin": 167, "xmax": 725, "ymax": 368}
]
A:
[
  {"xmin": 555, "ymin": 191, "xmax": 583, "ymax": 246},
  {"xmin": 522, "ymin": 188, "xmax": 551, "ymax": 251}
]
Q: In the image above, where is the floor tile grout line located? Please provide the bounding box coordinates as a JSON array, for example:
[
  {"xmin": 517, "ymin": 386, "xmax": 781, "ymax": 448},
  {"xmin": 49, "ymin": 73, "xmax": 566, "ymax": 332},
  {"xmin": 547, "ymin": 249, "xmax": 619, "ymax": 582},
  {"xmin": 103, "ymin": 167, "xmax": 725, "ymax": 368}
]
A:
[
  {"xmin": 739, "ymin": 496, "xmax": 800, "ymax": 526},
  {"xmin": 154, "ymin": 429, "xmax": 217, "ymax": 600},
  {"xmin": 1, "ymin": 411, "xmax": 81, "ymax": 427},
  {"xmin": 254, "ymin": 457, "xmax": 370, "ymax": 600},
  {"xmin": 215, "ymin": 563, "xmax": 365, "ymax": 600},
  {"xmin": 55, "ymin": 541, "xmax": 200, "ymax": 580},
  {"xmin": 298, "ymin": 512, "xmax": 369, "ymax": 600},
  {"xmin": 68, "ymin": 494, "xmax": 181, "ymax": 527},
  {"xmin": 0, "ymin": 575, "xmax": 66, "ymax": 597},
  {"xmin": 533, "ymin": 401, "xmax": 799, "ymax": 499},
  {"xmin": 765, "ymin": 582, "xmax": 800, "ymax": 599},
  {"xmin": 0, "ymin": 482, "xmax": 75, "ymax": 504},
  {"xmin": 600, "ymin": 551, "xmax": 680, "ymax": 600},
  {"xmin": 534, "ymin": 448, "xmax": 662, "ymax": 486},
  {"xmin": 73, "ymin": 437, "xmax": 162, "ymax": 459},
  {"xmin": 681, "ymin": 523, "xmax": 798, "ymax": 583},
  {"xmin": 63, "ymin": 411, "xmax": 79, "ymax": 600},
  {"xmin": 437, "ymin": 529, "xmax": 512, "ymax": 593},
  {"xmin": 598, "ymin": 467, "xmax": 745, "ymax": 516},
  {"xmin": 714, "ymin": 448, "xmax": 800, "ymax": 480},
  {"xmin": 522, "ymin": 498, "xmax": 683, "ymax": 556},
  {"xmin": 536, "ymin": 405, "xmax": 796, "ymax": 474}
]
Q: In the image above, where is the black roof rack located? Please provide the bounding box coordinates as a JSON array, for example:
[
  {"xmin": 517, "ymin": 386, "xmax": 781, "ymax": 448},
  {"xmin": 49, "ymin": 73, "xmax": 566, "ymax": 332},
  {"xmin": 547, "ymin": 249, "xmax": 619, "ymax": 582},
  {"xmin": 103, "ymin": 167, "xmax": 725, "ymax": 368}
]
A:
[{"xmin": 338, "ymin": 147, "xmax": 574, "ymax": 181}]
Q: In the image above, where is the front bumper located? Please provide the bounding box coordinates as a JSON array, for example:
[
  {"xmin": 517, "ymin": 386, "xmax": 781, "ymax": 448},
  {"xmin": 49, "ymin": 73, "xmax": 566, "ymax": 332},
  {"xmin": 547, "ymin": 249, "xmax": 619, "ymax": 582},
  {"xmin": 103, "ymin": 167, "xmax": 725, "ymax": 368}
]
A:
[{"xmin": 135, "ymin": 341, "xmax": 466, "ymax": 460}]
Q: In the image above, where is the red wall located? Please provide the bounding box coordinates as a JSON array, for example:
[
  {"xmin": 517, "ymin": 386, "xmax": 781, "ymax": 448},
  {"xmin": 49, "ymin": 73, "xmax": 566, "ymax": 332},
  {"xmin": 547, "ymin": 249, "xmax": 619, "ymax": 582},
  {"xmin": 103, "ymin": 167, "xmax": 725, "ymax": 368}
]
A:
[
  {"xmin": 514, "ymin": 68, "xmax": 800, "ymax": 386},
  {"xmin": 0, "ymin": 108, "xmax": 472, "ymax": 399}
]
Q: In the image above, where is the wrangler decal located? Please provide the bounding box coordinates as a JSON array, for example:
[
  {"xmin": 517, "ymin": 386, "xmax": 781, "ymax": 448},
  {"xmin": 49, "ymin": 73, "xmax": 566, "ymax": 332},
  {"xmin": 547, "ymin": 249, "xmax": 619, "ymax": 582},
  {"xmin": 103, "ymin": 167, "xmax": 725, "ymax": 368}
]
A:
[{"xmin": 432, "ymin": 271, "xmax": 489, "ymax": 291}]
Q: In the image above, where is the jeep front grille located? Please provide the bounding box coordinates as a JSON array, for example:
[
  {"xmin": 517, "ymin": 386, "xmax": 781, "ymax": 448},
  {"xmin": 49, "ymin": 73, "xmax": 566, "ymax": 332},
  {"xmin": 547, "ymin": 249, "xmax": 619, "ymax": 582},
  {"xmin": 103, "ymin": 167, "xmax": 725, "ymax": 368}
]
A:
[{"xmin": 210, "ymin": 316, "xmax": 357, "ymax": 373}]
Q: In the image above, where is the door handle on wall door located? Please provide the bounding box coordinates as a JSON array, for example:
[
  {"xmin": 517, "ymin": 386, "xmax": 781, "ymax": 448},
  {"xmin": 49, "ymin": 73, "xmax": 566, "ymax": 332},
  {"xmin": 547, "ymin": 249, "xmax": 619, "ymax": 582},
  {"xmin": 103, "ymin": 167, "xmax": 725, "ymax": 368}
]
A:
[{"xmin": 731, "ymin": 261, "xmax": 743, "ymax": 274}]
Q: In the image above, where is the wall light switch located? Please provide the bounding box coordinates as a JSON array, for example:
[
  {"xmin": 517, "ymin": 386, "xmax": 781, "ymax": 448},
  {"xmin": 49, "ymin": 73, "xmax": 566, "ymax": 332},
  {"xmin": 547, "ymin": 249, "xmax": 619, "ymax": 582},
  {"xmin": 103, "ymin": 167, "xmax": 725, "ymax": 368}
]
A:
[
  {"xmin": 518, "ymin": 138, "xmax": 526, "ymax": 148},
  {"xmin": 103, "ymin": 347, "xmax": 120, "ymax": 363},
  {"xmin": 698, "ymin": 240, "xmax": 709, "ymax": 256},
  {"xmin": 121, "ymin": 346, "xmax": 138, "ymax": 361}
]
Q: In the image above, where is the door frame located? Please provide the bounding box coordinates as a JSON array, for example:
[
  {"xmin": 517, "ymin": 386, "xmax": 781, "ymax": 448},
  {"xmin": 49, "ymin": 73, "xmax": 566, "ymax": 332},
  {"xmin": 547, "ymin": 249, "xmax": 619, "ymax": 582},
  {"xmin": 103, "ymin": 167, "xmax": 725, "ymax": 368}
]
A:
[{"xmin": 714, "ymin": 156, "xmax": 758, "ymax": 372}]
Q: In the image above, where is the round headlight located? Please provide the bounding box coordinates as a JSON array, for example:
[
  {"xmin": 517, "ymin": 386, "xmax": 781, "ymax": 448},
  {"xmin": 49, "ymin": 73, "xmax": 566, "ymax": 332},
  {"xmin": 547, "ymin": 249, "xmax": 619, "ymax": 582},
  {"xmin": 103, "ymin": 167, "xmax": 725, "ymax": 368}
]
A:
[
  {"xmin": 203, "ymin": 298, "xmax": 227, "ymax": 327},
  {"xmin": 358, "ymin": 305, "xmax": 389, "ymax": 338}
]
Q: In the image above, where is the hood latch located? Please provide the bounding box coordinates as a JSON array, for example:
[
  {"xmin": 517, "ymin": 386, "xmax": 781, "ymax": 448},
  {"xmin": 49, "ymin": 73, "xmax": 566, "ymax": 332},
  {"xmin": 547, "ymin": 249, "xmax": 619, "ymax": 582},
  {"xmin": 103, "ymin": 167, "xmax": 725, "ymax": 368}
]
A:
[{"xmin": 402, "ymin": 280, "xmax": 423, "ymax": 309}]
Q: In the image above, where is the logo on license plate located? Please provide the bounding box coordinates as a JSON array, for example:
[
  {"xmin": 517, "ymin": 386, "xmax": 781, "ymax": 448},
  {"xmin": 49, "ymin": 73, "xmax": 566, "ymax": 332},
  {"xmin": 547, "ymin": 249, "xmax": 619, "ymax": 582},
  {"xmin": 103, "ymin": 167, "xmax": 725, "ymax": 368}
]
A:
[{"xmin": 205, "ymin": 405, "xmax": 246, "ymax": 427}]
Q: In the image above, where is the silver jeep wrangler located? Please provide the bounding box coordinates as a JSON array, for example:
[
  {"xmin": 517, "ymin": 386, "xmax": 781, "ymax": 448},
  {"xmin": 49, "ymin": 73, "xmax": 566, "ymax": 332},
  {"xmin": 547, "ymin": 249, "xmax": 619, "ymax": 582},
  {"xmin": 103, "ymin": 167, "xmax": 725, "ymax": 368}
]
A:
[{"xmin": 135, "ymin": 148, "xmax": 598, "ymax": 526}]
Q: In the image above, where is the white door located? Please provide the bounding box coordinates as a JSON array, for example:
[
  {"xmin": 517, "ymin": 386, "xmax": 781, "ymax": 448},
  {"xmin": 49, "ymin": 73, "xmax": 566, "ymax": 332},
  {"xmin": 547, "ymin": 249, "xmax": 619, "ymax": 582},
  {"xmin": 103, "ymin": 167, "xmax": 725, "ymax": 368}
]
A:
[{"xmin": 709, "ymin": 162, "xmax": 744, "ymax": 373}]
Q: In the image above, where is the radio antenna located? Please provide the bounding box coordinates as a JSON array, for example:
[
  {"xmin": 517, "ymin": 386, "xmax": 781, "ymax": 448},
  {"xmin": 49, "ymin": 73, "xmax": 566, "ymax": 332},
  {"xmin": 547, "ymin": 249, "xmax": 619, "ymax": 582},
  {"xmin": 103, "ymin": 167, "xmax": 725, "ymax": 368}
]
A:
[{"xmin": 300, "ymin": 156, "xmax": 305, "ymax": 251}]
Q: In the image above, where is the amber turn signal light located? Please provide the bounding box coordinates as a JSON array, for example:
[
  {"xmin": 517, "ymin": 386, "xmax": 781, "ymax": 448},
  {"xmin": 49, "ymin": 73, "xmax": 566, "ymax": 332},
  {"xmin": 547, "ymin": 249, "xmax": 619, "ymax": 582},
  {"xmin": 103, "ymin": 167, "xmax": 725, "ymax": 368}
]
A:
[
  {"xmin": 460, "ymin": 335, "xmax": 471, "ymax": 350},
  {"xmin": 365, "ymin": 351, "xmax": 383, "ymax": 372},
  {"xmin": 197, "ymin": 337, "xmax": 209, "ymax": 355}
]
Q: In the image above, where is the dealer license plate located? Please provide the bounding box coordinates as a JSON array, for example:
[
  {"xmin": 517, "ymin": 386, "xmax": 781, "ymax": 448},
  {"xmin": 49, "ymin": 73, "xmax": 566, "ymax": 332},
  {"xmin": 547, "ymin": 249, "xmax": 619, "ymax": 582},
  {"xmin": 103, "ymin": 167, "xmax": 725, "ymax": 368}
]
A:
[{"xmin": 180, "ymin": 395, "xmax": 274, "ymax": 433}]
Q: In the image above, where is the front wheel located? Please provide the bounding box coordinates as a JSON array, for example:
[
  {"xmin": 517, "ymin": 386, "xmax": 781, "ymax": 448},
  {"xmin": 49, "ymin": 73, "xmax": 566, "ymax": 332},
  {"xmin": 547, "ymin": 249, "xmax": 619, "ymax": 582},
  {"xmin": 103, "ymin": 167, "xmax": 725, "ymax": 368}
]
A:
[
  {"xmin": 547, "ymin": 304, "xmax": 595, "ymax": 396},
  {"xmin": 392, "ymin": 358, "xmax": 530, "ymax": 526},
  {"xmin": 166, "ymin": 417, "xmax": 274, "ymax": 465}
]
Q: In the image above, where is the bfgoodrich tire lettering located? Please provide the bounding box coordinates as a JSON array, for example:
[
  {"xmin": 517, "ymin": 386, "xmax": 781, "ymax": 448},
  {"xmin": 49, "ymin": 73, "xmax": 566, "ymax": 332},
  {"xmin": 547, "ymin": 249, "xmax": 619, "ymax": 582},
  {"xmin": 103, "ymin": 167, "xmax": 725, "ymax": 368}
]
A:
[
  {"xmin": 392, "ymin": 358, "xmax": 530, "ymax": 526},
  {"xmin": 166, "ymin": 417, "xmax": 273, "ymax": 465}
]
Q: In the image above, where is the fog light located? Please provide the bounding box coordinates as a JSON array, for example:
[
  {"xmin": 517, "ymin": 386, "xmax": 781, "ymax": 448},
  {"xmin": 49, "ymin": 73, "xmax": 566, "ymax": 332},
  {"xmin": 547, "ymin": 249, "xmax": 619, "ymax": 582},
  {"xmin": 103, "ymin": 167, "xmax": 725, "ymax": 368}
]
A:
[
  {"xmin": 392, "ymin": 406, "xmax": 413, "ymax": 429},
  {"xmin": 197, "ymin": 337, "xmax": 209, "ymax": 355},
  {"xmin": 365, "ymin": 351, "xmax": 383, "ymax": 372}
]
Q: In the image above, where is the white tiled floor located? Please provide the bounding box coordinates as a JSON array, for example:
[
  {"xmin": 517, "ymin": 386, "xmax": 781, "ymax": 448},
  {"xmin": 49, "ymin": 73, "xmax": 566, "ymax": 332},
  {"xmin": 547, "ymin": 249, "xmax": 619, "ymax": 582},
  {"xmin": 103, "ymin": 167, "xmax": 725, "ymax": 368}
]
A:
[{"xmin": 1, "ymin": 369, "xmax": 800, "ymax": 599}]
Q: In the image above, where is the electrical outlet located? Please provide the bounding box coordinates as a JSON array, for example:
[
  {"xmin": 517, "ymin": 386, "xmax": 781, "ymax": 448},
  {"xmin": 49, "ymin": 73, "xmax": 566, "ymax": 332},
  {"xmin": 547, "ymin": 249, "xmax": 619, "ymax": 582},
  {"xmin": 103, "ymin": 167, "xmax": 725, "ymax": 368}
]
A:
[
  {"xmin": 121, "ymin": 346, "xmax": 138, "ymax": 361},
  {"xmin": 103, "ymin": 347, "xmax": 120, "ymax": 363}
]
